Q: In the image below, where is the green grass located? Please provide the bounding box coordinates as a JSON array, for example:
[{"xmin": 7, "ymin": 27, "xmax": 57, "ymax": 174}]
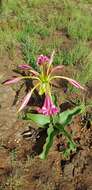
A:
[
  {"xmin": 59, "ymin": 41, "xmax": 90, "ymax": 65},
  {"xmin": 0, "ymin": 0, "xmax": 92, "ymax": 92},
  {"xmin": 67, "ymin": 11, "xmax": 92, "ymax": 40},
  {"xmin": 67, "ymin": 51, "xmax": 92, "ymax": 98},
  {"xmin": 0, "ymin": 0, "xmax": 92, "ymax": 73},
  {"xmin": 75, "ymin": 52, "xmax": 92, "ymax": 85}
]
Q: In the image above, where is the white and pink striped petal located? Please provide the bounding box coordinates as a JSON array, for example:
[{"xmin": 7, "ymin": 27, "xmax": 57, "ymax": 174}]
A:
[
  {"xmin": 18, "ymin": 91, "xmax": 32, "ymax": 112},
  {"xmin": 3, "ymin": 77, "xmax": 22, "ymax": 85},
  {"xmin": 66, "ymin": 78, "xmax": 85, "ymax": 90},
  {"xmin": 18, "ymin": 64, "xmax": 39, "ymax": 76},
  {"xmin": 18, "ymin": 64, "xmax": 31, "ymax": 70},
  {"xmin": 50, "ymin": 65, "xmax": 64, "ymax": 75}
]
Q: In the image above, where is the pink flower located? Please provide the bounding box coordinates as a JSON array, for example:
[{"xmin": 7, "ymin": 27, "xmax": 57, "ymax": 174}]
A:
[
  {"xmin": 67, "ymin": 78, "xmax": 85, "ymax": 90},
  {"xmin": 18, "ymin": 91, "xmax": 32, "ymax": 112},
  {"xmin": 37, "ymin": 95, "xmax": 59, "ymax": 116},
  {"xmin": 49, "ymin": 65, "xmax": 64, "ymax": 75},
  {"xmin": 18, "ymin": 64, "xmax": 39, "ymax": 76},
  {"xmin": 18, "ymin": 64, "xmax": 31, "ymax": 70},
  {"xmin": 3, "ymin": 77, "xmax": 21, "ymax": 85},
  {"xmin": 37, "ymin": 55, "xmax": 49, "ymax": 65},
  {"xmin": 18, "ymin": 83, "xmax": 40, "ymax": 112}
]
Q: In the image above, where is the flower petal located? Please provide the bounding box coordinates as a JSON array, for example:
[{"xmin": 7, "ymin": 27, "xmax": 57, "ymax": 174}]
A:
[
  {"xmin": 37, "ymin": 94, "xmax": 59, "ymax": 116},
  {"xmin": 3, "ymin": 77, "xmax": 21, "ymax": 85},
  {"xmin": 18, "ymin": 64, "xmax": 39, "ymax": 75},
  {"xmin": 47, "ymin": 50, "xmax": 55, "ymax": 75},
  {"xmin": 50, "ymin": 65, "xmax": 64, "ymax": 75},
  {"xmin": 49, "ymin": 50, "xmax": 55, "ymax": 66},
  {"xmin": 18, "ymin": 91, "xmax": 32, "ymax": 112},
  {"xmin": 50, "ymin": 76, "xmax": 85, "ymax": 90},
  {"xmin": 68, "ymin": 79, "xmax": 85, "ymax": 90},
  {"xmin": 29, "ymin": 69, "xmax": 39, "ymax": 76},
  {"xmin": 37, "ymin": 55, "xmax": 49, "ymax": 65},
  {"xmin": 18, "ymin": 82, "xmax": 40, "ymax": 112},
  {"xmin": 18, "ymin": 64, "xmax": 31, "ymax": 70}
]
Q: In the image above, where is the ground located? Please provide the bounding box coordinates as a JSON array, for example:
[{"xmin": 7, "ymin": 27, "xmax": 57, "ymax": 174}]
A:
[{"xmin": 0, "ymin": 0, "xmax": 92, "ymax": 190}]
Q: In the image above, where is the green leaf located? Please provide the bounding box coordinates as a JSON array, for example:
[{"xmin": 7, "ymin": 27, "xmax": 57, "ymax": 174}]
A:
[
  {"xmin": 24, "ymin": 113, "xmax": 50, "ymax": 126},
  {"xmin": 52, "ymin": 95, "xmax": 58, "ymax": 107},
  {"xmin": 54, "ymin": 106, "xmax": 83, "ymax": 157},
  {"xmin": 56, "ymin": 124, "xmax": 76, "ymax": 157},
  {"xmin": 63, "ymin": 141, "xmax": 76, "ymax": 158},
  {"xmin": 58, "ymin": 106, "xmax": 83, "ymax": 126},
  {"xmin": 39, "ymin": 126, "xmax": 58, "ymax": 160},
  {"xmin": 56, "ymin": 124, "xmax": 76, "ymax": 145}
]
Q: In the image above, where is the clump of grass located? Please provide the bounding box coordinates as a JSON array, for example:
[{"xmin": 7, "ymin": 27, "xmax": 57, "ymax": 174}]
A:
[
  {"xmin": 53, "ymin": 0, "xmax": 92, "ymax": 41},
  {"xmin": 18, "ymin": 33, "xmax": 41, "ymax": 69},
  {"xmin": 0, "ymin": 29, "xmax": 17, "ymax": 57},
  {"xmin": 1, "ymin": 0, "xmax": 92, "ymax": 70},
  {"xmin": 68, "ymin": 51, "xmax": 92, "ymax": 98},
  {"xmin": 68, "ymin": 13, "xmax": 92, "ymax": 40},
  {"xmin": 79, "ymin": 0, "xmax": 92, "ymax": 4},
  {"xmin": 53, "ymin": 41, "xmax": 90, "ymax": 66},
  {"xmin": 75, "ymin": 52, "xmax": 92, "ymax": 85}
]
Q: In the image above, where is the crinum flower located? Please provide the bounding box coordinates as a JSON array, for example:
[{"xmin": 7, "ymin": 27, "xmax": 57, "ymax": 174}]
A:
[
  {"xmin": 3, "ymin": 51, "xmax": 85, "ymax": 112},
  {"xmin": 37, "ymin": 94, "xmax": 59, "ymax": 116}
]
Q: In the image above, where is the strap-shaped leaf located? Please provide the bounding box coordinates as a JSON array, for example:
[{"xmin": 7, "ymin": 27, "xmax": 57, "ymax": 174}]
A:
[
  {"xmin": 39, "ymin": 126, "xmax": 58, "ymax": 160},
  {"xmin": 58, "ymin": 106, "xmax": 82, "ymax": 126},
  {"xmin": 24, "ymin": 113, "xmax": 50, "ymax": 126}
]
